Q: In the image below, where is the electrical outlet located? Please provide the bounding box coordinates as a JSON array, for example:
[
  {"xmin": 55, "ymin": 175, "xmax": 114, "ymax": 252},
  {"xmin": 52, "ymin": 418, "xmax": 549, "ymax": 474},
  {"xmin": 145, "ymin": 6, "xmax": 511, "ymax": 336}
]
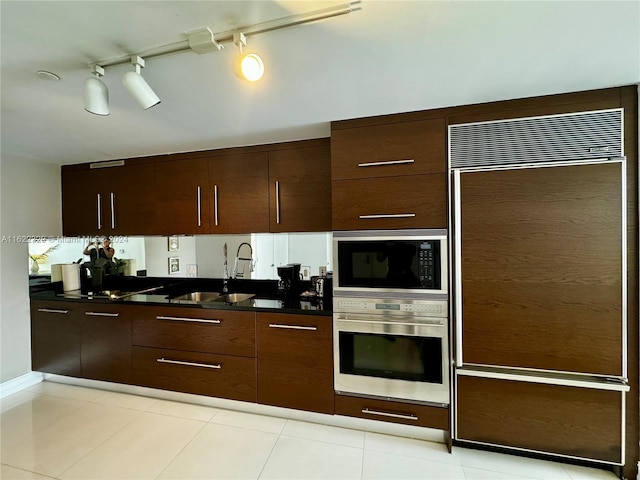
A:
[
  {"xmin": 319, "ymin": 266, "xmax": 327, "ymax": 277},
  {"xmin": 302, "ymin": 266, "xmax": 311, "ymax": 280}
]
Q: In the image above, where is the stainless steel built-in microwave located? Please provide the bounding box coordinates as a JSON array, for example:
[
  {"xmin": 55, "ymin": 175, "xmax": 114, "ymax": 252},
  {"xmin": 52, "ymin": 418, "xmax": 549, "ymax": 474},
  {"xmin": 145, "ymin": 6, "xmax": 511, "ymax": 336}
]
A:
[{"xmin": 333, "ymin": 229, "xmax": 448, "ymax": 296}]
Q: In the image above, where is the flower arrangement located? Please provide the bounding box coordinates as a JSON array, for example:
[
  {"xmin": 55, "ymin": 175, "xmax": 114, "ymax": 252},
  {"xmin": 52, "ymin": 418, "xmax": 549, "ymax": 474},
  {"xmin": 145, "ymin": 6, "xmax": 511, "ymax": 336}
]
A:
[{"xmin": 29, "ymin": 244, "xmax": 59, "ymax": 273}]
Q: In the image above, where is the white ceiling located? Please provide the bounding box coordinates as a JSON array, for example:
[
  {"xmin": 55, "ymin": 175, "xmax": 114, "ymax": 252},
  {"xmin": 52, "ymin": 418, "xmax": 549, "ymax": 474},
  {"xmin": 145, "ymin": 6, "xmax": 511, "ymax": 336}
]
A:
[{"xmin": 1, "ymin": 0, "xmax": 638, "ymax": 166}]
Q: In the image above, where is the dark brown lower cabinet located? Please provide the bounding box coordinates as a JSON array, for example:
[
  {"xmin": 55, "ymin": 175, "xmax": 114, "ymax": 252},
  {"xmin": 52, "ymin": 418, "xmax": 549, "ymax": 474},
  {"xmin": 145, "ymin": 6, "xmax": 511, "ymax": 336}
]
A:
[
  {"xmin": 31, "ymin": 300, "xmax": 81, "ymax": 377},
  {"xmin": 456, "ymin": 375, "xmax": 623, "ymax": 464},
  {"xmin": 257, "ymin": 313, "xmax": 334, "ymax": 414},
  {"xmin": 80, "ymin": 304, "xmax": 131, "ymax": 384},
  {"xmin": 335, "ymin": 394, "xmax": 449, "ymax": 431},
  {"xmin": 132, "ymin": 346, "xmax": 257, "ymax": 403},
  {"xmin": 131, "ymin": 306, "xmax": 256, "ymax": 358}
]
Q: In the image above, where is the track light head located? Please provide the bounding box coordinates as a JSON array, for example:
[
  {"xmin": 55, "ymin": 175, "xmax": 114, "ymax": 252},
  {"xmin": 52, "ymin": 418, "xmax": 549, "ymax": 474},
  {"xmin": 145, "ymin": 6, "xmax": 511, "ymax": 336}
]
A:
[
  {"xmin": 84, "ymin": 65, "xmax": 109, "ymax": 116},
  {"xmin": 122, "ymin": 56, "xmax": 161, "ymax": 110},
  {"xmin": 233, "ymin": 32, "xmax": 264, "ymax": 82}
]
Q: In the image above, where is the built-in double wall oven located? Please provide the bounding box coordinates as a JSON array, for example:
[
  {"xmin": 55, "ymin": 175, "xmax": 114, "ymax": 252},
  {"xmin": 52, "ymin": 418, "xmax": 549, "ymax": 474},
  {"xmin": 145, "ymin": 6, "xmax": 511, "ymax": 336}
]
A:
[{"xmin": 333, "ymin": 229, "xmax": 449, "ymax": 405}]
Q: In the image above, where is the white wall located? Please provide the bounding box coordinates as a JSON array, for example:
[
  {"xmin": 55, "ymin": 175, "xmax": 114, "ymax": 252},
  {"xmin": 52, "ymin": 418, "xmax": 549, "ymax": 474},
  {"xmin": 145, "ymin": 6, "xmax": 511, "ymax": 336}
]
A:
[
  {"xmin": 253, "ymin": 232, "xmax": 332, "ymax": 280},
  {"xmin": 0, "ymin": 157, "xmax": 61, "ymax": 383},
  {"xmin": 195, "ymin": 235, "xmax": 252, "ymax": 278},
  {"xmin": 144, "ymin": 236, "xmax": 196, "ymax": 277}
]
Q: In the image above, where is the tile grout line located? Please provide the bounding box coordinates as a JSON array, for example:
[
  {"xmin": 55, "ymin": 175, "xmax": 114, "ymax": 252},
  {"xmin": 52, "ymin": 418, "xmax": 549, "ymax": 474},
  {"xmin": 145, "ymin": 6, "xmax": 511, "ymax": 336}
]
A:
[
  {"xmin": 1, "ymin": 463, "xmax": 58, "ymax": 480},
  {"xmin": 360, "ymin": 439, "xmax": 366, "ymax": 480},
  {"xmin": 256, "ymin": 417, "xmax": 290, "ymax": 480},
  {"xmin": 153, "ymin": 419, "xmax": 210, "ymax": 480},
  {"xmin": 55, "ymin": 402, "xmax": 142, "ymax": 480}
]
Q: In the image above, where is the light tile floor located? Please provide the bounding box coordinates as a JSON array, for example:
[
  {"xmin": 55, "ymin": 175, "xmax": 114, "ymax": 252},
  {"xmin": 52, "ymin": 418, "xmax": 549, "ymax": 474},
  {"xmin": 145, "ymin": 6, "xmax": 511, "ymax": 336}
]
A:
[{"xmin": 1, "ymin": 381, "xmax": 619, "ymax": 480}]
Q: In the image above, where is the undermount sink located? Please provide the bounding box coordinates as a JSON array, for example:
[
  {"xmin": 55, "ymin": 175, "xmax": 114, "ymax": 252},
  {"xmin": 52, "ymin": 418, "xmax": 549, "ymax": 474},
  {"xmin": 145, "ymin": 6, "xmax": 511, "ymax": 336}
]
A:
[
  {"xmin": 211, "ymin": 293, "xmax": 255, "ymax": 303},
  {"xmin": 169, "ymin": 291, "xmax": 221, "ymax": 302}
]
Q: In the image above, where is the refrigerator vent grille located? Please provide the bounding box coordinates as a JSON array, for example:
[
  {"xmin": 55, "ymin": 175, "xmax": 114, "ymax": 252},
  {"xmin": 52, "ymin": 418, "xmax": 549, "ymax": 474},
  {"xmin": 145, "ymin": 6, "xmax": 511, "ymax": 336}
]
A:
[{"xmin": 449, "ymin": 109, "xmax": 622, "ymax": 168}]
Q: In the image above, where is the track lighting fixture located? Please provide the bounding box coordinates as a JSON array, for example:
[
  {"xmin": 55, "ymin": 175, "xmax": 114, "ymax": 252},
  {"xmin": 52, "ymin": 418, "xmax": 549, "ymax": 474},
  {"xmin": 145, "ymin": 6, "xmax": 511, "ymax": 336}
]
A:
[
  {"xmin": 83, "ymin": 2, "xmax": 361, "ymax": 115},
  {"xmin": 233, "ymin": 32, "xmax": 264, "ymax": 82},
  {"xmin": 122, "ymin": 56, "xmax": 161, "ymax": 110},
  {"xmin": 84, "ymin": 65, "xmax": 109, "ymax": 116}
]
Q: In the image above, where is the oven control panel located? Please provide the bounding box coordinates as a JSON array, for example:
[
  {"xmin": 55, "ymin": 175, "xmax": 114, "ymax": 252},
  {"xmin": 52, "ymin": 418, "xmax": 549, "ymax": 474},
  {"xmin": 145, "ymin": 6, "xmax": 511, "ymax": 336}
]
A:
[{"xmin": 334, "ymin": 299, "xmax": 448, "ymax": 317}]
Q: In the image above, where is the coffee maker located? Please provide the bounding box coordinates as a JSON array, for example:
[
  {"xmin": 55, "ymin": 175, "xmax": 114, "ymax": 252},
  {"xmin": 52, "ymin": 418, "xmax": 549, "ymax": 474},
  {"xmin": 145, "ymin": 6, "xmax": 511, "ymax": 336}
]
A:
[{"xmin": 277, "ymin": 263, "xmax": 302, "ymax": 298}]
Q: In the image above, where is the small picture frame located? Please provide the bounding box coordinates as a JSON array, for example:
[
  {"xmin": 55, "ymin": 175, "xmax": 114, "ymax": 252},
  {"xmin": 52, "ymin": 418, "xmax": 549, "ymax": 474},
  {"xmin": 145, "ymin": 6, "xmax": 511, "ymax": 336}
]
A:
[
  {"xmin": 168, "ymin": 257, "xmax": 180, "ymax": 275},
  {"xmin": 168, "ymin": 236, "xmax": 179, "ymax": 252}
]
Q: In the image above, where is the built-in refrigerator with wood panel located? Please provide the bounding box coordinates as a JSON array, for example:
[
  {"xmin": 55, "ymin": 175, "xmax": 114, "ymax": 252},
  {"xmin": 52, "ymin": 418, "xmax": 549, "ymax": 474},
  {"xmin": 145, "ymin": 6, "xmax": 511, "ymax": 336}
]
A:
[{"xmin": 449, "ymin": 109, "xmax": 629, "ymax": 467}]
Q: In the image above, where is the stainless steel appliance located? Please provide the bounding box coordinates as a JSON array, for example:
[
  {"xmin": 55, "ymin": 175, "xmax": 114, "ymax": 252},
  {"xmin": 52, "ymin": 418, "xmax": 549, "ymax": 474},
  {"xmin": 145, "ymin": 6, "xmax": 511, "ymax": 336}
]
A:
[
  {"xmin": 334, "ymin": 296, "xmax": 449, "ymax": 405},
  {"xmin": 315, "ymin": 273, "xmax": 332, "ymax": 299},
  {"xmin": 333, "ymin": 229, "xmax": 447, "ymax": 296}
]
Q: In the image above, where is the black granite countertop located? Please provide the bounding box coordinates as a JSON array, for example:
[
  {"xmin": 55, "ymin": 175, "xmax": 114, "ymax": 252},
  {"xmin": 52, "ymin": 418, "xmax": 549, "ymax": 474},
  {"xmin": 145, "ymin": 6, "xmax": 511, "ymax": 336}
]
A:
[{"xmin": 30, "ymin": 276, "xmax": 332, "ymax": 316}]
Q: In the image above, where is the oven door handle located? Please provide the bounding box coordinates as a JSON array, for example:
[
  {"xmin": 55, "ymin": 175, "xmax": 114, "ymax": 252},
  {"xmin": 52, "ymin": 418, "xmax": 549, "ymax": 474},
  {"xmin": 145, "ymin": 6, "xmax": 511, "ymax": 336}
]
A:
[
  {"xmin": 335, "ymin": 316, "xmax": 448, "ymax": 337},
  {"xmin": 336, "ymin": 315, "xmax": 446, "ymax": 327}
]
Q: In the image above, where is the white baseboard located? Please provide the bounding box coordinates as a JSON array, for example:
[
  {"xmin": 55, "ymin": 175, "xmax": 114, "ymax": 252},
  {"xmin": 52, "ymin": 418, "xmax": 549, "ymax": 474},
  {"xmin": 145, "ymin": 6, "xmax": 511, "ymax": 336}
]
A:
[
  {"xmin": 43, "ymin": 374, "xmax": 446, "ymax": 444},
  {"xmin": 0, "ymin": 371, "xmax": 44, "ymax": 399}
]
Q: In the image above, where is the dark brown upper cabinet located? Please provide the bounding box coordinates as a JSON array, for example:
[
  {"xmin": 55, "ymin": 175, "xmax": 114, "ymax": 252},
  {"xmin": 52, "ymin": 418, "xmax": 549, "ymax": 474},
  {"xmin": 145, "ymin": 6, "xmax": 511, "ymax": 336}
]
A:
[
  {"xmin": 62, "ymin": 161, "xmax": 156, "ymax": 237},
  {"xmin": 208, "ymin": 151, "xmax": 270, "ymax": 234},
  {"xmin": 268, "ymin": 142, "xmax": 331, "ymax": 233},
  {"xmin": 330, "ymin": 116, "xmax": 447, "ymax": 230},
  {"xmin": 331, "ymin": 117, "xmax": 446, "ymax": 180},
  {"xmin": 155, "ymin": 157, "xmax": 210, "ymax": 235}
]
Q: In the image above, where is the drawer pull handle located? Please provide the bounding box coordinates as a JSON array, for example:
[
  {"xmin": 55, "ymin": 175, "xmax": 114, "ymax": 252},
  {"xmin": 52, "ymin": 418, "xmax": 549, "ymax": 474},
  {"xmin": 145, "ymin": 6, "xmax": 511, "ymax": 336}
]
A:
[
  {"xmin": 359, "ymin": 213, "xmax": 416, "ymax": 219},
  {"xmin": 37, "ymin": 308, "xmax": 69, "ymax": 314},
  {"xmin": 157, "ymin": 358, "xmax": 221, "ymax": 369},
  {"xmin": 358, "ymin": 159, "xmax": 415, "ymax": 168},
  {"xmin": 268, "ymin": 323, "xmax": 317, "ymax": 331},
  {"xmin": 85, "ymin": 311, "xmax": 120, "ymax": 317},
  {"xmin": 156, "ymin": 315, "xmax": 221, "ymax": 324},
  {"xmin": 361, "ymin": 408, "xmax": 418, "ymax": 421}
]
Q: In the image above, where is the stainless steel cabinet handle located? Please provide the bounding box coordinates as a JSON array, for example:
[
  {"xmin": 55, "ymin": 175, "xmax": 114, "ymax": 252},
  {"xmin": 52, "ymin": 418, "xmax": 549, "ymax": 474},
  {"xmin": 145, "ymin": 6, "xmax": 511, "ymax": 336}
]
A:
[
  {"xmin": 110, "ymin": 192, "xmax": 116, "ymax": 229},
  {"xmin": 275, "ymin": 180, "xmax": 281, "ymax": 224},
  {"xmin": 214, "ymin": 184, "xmax": 219, "ymax": 226},
  {"xmin": 361, "ymin": 408, "xmax": 418, "ymax": 421},
  {"xmin": 197, "ymin": 186, "xmax": 202, "ymax": 227},
  {"xmin": 156, "ymin": 315, "xmax": 221, "ymax": 324},
  {"xmin": 359, "ymin": 213, "xmax": 416, "ymax": 219},
  {"xmin": 85, "ymin": 311, "xmax": 120, "ymax": 317},
  {"xmin": 358, "ymin": 159, "xmax": 415, "ymax": 168},
  {"xmin": 268, "ymin": 323, "xmax": 317, "ymax": 331},
  {"xmin": 157, "ymin": 358, "xmax": 221, "ymax": 369},
  {"xmin": 37, "ymin": 308, "xmax": 69, "ymax": 314},
  {"xmin": 97, "ymin": 193, "xmax": 102, "ymax": 230}
]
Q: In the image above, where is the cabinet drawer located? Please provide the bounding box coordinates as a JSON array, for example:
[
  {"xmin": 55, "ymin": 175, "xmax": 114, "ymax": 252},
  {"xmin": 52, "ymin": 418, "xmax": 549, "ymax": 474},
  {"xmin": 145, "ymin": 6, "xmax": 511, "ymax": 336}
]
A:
[
  {"xmin": 80, "ymin": 304, "xmax": 131, "ymax": 384},
  {"xmin": 132, "ymin": 346, "xmax": 256, "ymax": 403},
  {"xmin": 335, "ymin": 394, "xmax": 449, "ymax": 430},
  {"xmin": 132, "ymin": 306, "xmax": 255, "ymax": 357},
  {"xmin": 257, "ymin": 313, "xmax": 334, "ymax": 414},
  {"xmin": 31, "ymin": 300, "xmax": 81, "ymax": 377},
  {"xmin": 332, "ymin": 173, "xmax": 447, "ymax": 230},
  {"xmin": 331, "ymin": 118, "xmax": 446, "ymax": 180},
  {"xmin": 456, "ymin": 375, "xmax": 623, "ymax": 464}
]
